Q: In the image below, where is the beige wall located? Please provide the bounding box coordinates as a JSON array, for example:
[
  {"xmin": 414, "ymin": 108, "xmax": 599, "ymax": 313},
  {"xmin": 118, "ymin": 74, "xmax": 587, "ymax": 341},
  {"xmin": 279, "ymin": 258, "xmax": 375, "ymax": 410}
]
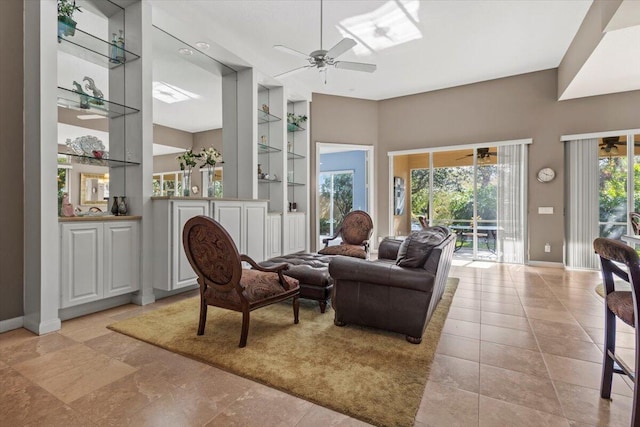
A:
[
  {"xmin": 376, "ymin": 68, "xmax": 640, "ymax": 262},
  {"xmin": 0, "ymin": 0, "xmax": 24, "ymax": 321},
  {"xmin": 310, "ymin": 94, "xmax": 378, "ymax": 250},
  {"xmin": 153, "ymin": 123, "xmax": 192, "ymax": 149}
]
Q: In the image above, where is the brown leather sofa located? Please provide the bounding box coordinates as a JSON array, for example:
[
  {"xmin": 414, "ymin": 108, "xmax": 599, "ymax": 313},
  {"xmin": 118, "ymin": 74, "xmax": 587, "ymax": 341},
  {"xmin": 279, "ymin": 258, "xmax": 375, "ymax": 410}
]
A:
[{"xmin": 330, "ymin": 227, "xmax": 456, "ymax": 343}]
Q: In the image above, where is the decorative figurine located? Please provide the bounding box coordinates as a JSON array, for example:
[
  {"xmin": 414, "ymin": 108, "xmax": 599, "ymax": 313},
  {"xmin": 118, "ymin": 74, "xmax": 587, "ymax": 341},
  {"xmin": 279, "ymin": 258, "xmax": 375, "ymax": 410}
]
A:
[
  {"xmin": 261, "ymin": 104, "xmax": 269, "ymax": 114},
  {"xmin": 61, "ymin": 193, "xmax": 76, "ymax": 217},
  {"xmin": 110, "ymin": 32, "xmax": 119, "ymax": 63},
  {"xmin": 258, "ymin": 163, "xmax": 263, "ymax": 179},
  {"xmin": 118, "ymin": 196, "xmax": 128, "ymax": 215},
  {"xmin": 72, "ymin": 81, "xmax": 90, "ymax": 109},
  {"xmin": 83, "ymin": 76, "xmax": 104, "ymax": 105},
  {"xmin": 260, "ymin": 135, "xmax": 267, "ymax": 144}
]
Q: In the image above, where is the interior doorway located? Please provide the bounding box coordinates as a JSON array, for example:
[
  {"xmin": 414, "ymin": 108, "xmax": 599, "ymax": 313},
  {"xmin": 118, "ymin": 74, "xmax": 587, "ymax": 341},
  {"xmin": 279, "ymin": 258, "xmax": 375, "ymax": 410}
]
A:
[{"xmin": 316, "ymin": 143, "xmax": 374, "ymax": 250}]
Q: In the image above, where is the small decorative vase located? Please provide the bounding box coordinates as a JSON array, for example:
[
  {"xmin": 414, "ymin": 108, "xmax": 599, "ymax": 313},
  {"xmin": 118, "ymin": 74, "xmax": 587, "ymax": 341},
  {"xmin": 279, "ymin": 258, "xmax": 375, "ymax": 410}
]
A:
[
  {"xmin": 207, "ymin": 167, "xmax": 215, "ymax": 197},
  {"xmin": 182, "ymin": 169, "xmax": 191, "ymax": 197},
  {"xmin": 111, "ymin": 196, "xmax": 120, "ymax": 215},
  {"xmin": 57, "ymin": 16, "xmax": 77, "ymax": 42},
  {"xmin": 118, "ymin": 196, "xmax": 128, "ymax": 215}
]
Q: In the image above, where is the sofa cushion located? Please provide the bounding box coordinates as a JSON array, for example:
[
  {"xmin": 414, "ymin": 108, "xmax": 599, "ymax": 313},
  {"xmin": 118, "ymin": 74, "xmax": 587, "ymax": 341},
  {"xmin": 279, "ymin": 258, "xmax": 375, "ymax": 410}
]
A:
[
  {"xmin": 318, "ymin": 244, "xmax": 367, "ymax": 259},
  {"xmin": 396, "ymin": 226, "xmax": 450, "ymax": 268}
]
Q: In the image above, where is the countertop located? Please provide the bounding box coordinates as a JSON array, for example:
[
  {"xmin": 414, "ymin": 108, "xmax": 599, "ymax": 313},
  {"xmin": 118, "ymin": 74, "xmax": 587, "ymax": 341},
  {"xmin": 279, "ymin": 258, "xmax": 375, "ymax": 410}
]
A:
[
  {"xmin": 151, "ymin": 196, "xmax": 268, "ymax": 202},
  {"xmin": 58, "ymin": 215, "xmax": 142, "ymax": 222}
]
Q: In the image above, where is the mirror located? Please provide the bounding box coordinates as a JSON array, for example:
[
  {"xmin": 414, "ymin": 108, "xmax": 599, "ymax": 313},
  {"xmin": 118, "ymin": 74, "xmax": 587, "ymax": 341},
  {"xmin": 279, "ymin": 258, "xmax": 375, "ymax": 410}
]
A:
[{"xmin": 80, "ymin": 173, "xmax": 109, "ymax": 205}]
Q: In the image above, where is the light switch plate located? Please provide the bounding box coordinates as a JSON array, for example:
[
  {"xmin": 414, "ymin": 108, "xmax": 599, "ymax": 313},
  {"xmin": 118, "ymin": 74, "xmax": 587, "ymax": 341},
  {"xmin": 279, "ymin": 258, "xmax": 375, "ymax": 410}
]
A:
[{"xmin": 538, "ymin": 207, "xmax": 554, "ymax": 214}]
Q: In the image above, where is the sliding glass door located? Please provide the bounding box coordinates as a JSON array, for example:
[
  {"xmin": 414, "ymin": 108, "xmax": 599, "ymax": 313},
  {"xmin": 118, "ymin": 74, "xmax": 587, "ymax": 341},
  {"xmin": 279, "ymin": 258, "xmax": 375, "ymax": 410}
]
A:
[{"xmin": 319, "ymin": 170, "xmax": 354, "ymax": 241}]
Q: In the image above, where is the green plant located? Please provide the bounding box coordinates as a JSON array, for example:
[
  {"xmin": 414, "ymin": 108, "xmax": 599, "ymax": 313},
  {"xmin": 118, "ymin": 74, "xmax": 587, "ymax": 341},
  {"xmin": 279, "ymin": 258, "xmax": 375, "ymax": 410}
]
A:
[
  {"xmin": 177, "ymin": 149, "xmax": 200, "ymax": 170},
  {"xmin": 58, "ymin": 0, "xmax": 82, "ymax": 19},
  {"xmin": 287, "ymin": 113, "xmax": 307, "ymax": 125}
]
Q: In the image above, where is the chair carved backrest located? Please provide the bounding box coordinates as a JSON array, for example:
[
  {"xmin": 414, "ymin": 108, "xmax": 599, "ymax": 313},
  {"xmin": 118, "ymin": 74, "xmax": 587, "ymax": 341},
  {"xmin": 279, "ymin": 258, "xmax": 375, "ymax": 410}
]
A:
[
  {"xmin": 338, "ymin": 210, "xmax": 373, "ymax": 246},
  {"xmin": 182, "ymin": 216, "xmax": 242, "ymax": 293},
  {"xmin": 630, "ymin": 212, "xmax": 640, "ymax": 235}
]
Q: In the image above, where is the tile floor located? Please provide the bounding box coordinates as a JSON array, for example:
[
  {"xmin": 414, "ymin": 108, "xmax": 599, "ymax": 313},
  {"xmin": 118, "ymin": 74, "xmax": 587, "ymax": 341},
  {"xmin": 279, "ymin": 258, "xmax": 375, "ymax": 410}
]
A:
[{"xmin": 0, "ymin": 261, "xmax": 635, "ymax": 426}]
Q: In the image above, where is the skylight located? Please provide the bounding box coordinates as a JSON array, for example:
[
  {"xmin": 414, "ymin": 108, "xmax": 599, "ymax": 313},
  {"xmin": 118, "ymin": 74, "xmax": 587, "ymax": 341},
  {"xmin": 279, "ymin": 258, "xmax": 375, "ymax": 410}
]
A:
[
  {"xmin": 152, "ymin": 81, "xmax": 201, "ymax": 104},
  {"xmin": 336, "ymin": 0, "xmax": 422, "ymax": 56}
]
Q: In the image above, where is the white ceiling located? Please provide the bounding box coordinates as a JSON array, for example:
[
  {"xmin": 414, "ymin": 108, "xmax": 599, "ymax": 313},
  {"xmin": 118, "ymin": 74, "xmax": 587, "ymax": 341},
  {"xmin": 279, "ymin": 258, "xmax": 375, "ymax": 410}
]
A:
[{"xmin": 151, "ymin": 0, "xmax": 594, "ymax": 101}]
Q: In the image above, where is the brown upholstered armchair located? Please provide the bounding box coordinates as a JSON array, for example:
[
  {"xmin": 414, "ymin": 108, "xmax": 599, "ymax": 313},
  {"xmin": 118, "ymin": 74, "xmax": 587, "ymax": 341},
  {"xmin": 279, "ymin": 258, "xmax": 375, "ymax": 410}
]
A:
[
  {"xmin": 630, "ymin": 212, "xmax": 640, "ymax": 235},
  {"xmin": 183, "ymin": 216, "xmax": 300, "ymax": 348},
  {"xmin": 318, "ymin": 210, "xmax": 373, "ymax": 259},
  {"xmin": 330, "ymin": 227, "xmax": 456, "ymax": 343}
]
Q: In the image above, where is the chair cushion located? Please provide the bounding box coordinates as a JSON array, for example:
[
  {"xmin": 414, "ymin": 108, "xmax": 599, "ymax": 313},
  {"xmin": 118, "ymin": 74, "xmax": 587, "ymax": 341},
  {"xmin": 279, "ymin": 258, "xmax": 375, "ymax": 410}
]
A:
[
  {"xmin": 396, "ymin": 226, "xmax": 450, "ymax": 268},
  {"xmin": 318, "ymin": 244, "xmax": 367, "ymax": 259},
  {"xmin": 204, "ymin": 269, "xmax": 299, "ymax": 308},
  {"xmin": 607, "ymin": 291, "xmax": 635, "ymax": 327}
]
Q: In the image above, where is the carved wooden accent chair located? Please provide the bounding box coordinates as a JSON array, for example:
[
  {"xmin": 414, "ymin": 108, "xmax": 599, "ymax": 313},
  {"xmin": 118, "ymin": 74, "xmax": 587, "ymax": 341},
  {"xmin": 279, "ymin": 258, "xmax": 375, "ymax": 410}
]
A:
[
  {"xmin": 183, "ymin": 216, "xmax": 300, "ymax": 348},
  {"xmin": 318, "ymin": 210, "xmax": 374, "ymax": 259},
  {"xmin": 630, "ymin": 212, "xmax": 640, "ymax": 235},
  {"xmin": 593, "ymin": 237, "xmax": 640, "ymax": 426}
]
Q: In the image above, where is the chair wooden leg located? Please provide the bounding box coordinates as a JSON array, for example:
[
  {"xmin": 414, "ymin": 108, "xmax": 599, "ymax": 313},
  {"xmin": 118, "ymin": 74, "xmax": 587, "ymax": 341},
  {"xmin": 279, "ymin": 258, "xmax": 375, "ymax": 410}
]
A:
[
  {"xmin": 197, "ymin": 299, "xmax": 207, "ymax": 336},
  {"xmin": 319, "ymin": 300, "xmax": 327, "ymax": 313},
  {"xmin": 601, "ymin": 309, "xmax": 616, "ymax": 399},
  {"xmin": 293, "ymin": 296, "xmax": 300, "ymax": 324},
  {"xmin": 239, "ymin": 308, "xmax": 250, "ymax": 348}
]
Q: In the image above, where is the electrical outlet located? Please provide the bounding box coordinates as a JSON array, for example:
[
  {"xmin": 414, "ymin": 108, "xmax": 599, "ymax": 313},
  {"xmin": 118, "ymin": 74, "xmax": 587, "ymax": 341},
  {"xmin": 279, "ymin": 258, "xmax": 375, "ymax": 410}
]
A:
[{"xmin": 544, "ymin": 243, "xmax": 551, "ymax": 253}]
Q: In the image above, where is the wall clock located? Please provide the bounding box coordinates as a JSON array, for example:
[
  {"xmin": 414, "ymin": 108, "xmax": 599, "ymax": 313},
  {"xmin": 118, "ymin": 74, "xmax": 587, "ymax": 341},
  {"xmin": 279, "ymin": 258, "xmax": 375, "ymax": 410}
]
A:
[{"xmin": 537, "ymin": 167, "xmax": 556, "ymax": 183}]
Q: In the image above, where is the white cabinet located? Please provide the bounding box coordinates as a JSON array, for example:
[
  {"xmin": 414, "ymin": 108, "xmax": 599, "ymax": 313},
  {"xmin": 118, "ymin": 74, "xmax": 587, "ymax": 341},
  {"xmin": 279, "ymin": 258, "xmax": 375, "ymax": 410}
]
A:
[
  {"xmin": 153, "ymin": 199, "xmax": 209, "ymax": 291},
  {"xmin": 284, "ymin": 213, "xmax": 306, "ymax": 254},
  {"xmin": 60, "ymin": 220, "xmax": 139, "ymax": 309},
  {"xmin": 267, "ymin": 213, "xmax": 282, "ymax": 259},
  {"xmin": 211, "ymin": 200, "xmax": 267, "ymax": 261}
]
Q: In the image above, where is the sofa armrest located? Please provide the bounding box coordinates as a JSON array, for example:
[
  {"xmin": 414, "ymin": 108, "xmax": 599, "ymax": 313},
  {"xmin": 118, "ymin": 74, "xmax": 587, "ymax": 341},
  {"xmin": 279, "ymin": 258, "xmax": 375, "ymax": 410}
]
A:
[
  {"xmin": 378, "ymin": 238, "xmax": 403, "ymax": 260},
  {"xmin": 329, "ymin": 256, "xmax": 435, "ymax": 293}
]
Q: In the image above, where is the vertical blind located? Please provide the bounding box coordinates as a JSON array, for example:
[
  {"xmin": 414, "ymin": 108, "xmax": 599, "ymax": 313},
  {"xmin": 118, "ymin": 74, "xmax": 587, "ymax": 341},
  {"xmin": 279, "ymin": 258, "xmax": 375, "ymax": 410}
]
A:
[
  {"xmin": 565, "ymin": 139, "xmax": 600, "ymax": 269},
  {"xmin": 497, "ymin": 144, "xmax": 527, "ymax": 264}
]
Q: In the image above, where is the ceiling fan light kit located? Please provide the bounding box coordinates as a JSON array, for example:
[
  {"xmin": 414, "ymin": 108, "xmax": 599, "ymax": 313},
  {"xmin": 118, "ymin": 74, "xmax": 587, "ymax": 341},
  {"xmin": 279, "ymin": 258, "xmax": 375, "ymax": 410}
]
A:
[{"xmin": 274, "ymin": 0, "xmax": 377, "ymax": 82}]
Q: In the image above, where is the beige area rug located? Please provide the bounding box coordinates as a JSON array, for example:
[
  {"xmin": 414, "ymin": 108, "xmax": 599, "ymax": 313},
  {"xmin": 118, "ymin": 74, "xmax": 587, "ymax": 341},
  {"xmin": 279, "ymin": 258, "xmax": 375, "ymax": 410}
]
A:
[{"xmin": 108, "ymin": 278, "xmax": 459, "ymax": 427}]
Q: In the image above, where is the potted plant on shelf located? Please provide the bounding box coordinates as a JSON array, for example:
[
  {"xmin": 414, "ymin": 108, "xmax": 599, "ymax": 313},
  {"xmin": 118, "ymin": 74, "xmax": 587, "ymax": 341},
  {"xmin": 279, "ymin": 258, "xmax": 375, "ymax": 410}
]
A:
[
  {"xmin": 199, "ymin": 147, "xmax": 223, "ymax": 197},
  {"xmin": 287, "ymin": 113, "xmax": 307, "ymax": 131},
  {"xmin": 57, "ymin": 0, "xmax": 82, "ymax": 40},
  {"xmin": 177, "ymin": 149, "xmax": 201, "ymax": 197}
]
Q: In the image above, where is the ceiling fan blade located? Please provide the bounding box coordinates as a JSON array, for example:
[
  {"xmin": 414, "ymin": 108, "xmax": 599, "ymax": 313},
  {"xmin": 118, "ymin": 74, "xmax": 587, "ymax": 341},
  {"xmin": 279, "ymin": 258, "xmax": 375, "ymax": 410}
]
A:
[
  {"xmin": 274, "ymin": 65, "xmax": 313, "ymax": 79},
  {"xmin": 326, "ymin": 38, "xmax": 356, "ymax": 59},
  {"xmin": 334, "ymin": 61, "xmax": 377, "ymax": 73},
  {"xmin": 274, "ymin": 45, "xmax": 311, "ymax": 60}
]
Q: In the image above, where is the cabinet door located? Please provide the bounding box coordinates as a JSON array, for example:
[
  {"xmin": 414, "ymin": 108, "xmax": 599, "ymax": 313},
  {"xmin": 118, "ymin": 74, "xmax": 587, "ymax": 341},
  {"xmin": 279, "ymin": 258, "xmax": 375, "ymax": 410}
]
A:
[
  {"xmin": 212, "ymin": 201, "xmax": 243, "ymax": 252},
  {"xmin": 104, "ymin": 221, "xmax": 140, "ymax": 297},
  {"xmin": 244, "ymin": 202, "xmax": 267, "ymax": 261},
  {"xmin": 173, "ymin": 202, "xmax": 208, "ymax": 290},
  {"xmin": 60, "ymin": 223, "xmax": 103, "ymax": 308},
  {"xmin": 268, "ymin": 214, "xmax": 282, "ymax": 258},
  {"xmin": 295, "ymin": 214, "xmax": 306, "ymax": 252}
]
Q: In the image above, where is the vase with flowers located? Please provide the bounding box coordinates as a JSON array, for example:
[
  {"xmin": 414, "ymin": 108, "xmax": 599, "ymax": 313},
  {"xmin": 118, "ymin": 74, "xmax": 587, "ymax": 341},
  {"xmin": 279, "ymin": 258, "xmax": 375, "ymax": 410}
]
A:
[
  {"xmin": 177, "ymin": 149, "xmax": 200, "ymax": 197},
  {"xmin": 57, "ymin": 0, "xmax": 82, "ymax": 41},
  {"xmin": 287, "ymin": 113, "xmax": 308, "ymax": 132},
  {"xmin": 200, "ymin": 147, "xmax": 223, "ymax": 197}
]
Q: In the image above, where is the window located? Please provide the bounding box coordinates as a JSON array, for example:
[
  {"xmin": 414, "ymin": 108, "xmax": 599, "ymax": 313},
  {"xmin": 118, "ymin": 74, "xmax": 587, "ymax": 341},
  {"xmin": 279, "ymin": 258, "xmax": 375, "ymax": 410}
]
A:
[{"xmin": 152, "ymin": 171, "xmax": 185, "ymax": 197}]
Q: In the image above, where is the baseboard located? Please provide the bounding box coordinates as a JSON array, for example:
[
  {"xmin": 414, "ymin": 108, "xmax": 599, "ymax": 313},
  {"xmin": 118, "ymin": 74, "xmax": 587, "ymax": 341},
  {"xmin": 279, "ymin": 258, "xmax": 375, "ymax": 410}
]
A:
[
  {"xmin": 23, "ymin": 315, "xmax": 62, "ymax": 335},
  {"xmin": 527, "ymin": 261, "xmax": 565, "ymax": 269},
  {"xmin": 154, "ymin": 285, "xmax": 198, "ymax": 300},
  {"xmin": 0, "ymin": 316, "xmax": 24, "ymax": 333},
  {"xmin": 59, "ymin": 294, "xmax": 133, "ymax": 321},
  {"xmin": 131, "ymin": 292, "xmax": 156, "ymax": 306}
]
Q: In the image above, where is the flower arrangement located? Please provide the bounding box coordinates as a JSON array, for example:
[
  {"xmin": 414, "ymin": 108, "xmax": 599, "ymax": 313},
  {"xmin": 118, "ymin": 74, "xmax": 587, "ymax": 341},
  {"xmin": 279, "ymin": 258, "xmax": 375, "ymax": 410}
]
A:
[
  {"xmin": 287, "ymin": 113, "xmax": 308, "ymax": 126},
  {"xmin": 177, "ymin": 149, "xmax": 200, "ymax": 171},
  {"xmin": 200, "ymin": 147, "xmax": 223, "ymax": 167}
]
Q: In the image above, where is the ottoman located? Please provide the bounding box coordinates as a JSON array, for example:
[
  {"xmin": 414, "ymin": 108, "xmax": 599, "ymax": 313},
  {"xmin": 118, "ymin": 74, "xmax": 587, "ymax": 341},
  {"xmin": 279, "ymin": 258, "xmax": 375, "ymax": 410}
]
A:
[{"xmin": 260, "ymin": 253, "xmax": 333, "ymax": 313}]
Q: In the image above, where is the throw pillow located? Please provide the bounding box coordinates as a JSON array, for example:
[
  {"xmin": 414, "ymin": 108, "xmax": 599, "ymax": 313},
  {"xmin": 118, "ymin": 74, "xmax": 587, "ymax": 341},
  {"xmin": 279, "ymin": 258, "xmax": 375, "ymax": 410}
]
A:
[
  {"xmin": 396, "ymin": 226, "xmax": 450, "ymax": 268},
  {"xmin": 318, "ymin": 244, "xmax": 367, "ymax": 259}
]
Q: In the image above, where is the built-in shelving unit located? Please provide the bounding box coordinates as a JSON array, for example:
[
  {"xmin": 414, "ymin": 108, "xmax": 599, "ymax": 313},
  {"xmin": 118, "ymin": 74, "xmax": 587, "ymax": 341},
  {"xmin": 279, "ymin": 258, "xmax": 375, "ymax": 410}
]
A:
[
  {"xmin": 257, "ymin": 84, "xmax": 285, "ymax": 212},
  {"xmin": 58, "ymin": 26, "xmax": 140, "ymax": 69},
  {"xmin": 56, "ymin": 86, "xmax": 140, "ymax": 118}
]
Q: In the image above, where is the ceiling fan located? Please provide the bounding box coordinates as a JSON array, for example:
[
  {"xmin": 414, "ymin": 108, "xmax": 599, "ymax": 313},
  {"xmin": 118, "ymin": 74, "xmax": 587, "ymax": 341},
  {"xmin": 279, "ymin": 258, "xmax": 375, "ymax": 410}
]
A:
[
  {"xmin": 273, "ymin": 0, "xmax": 377, "ymax": 82},
  {"xmin": 456, "ymin": 147, "xmax": 498, "ymax": 161}
]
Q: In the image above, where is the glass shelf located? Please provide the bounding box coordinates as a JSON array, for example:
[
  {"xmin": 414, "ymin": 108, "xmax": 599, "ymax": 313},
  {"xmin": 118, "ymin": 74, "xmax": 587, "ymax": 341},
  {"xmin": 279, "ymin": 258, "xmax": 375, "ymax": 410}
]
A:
[
  {"xmin": 258, "ymin": 178, "xmax": 282, "ymax": 184},
  {"xmin": 258, "ymin": 110, "xmax": 282, "ymax": 124},
  {"xmin": 58, "ymin": 26, "xmax": 140, "ymax": 69},
  {"xmin": 257, "ymin": 143, "xmax": 282, "ymax": 154},
  {"xmin": 287, "ymin": 123, "xmax": 306, "ymax": 132},
  {"xmin": 287, "ymin": 151, "xmax": 305, "ymax": 160},
  {"xmin": 58, "ymin": 151, "xmax": 140, "ymax": 167},
  {"xmin": 287, "ymin": 181, "xmax": 305, "ymax": 187},
  {"xmin": 57, "ymin": 86, "xmax": 140, "ymax": 118}
]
